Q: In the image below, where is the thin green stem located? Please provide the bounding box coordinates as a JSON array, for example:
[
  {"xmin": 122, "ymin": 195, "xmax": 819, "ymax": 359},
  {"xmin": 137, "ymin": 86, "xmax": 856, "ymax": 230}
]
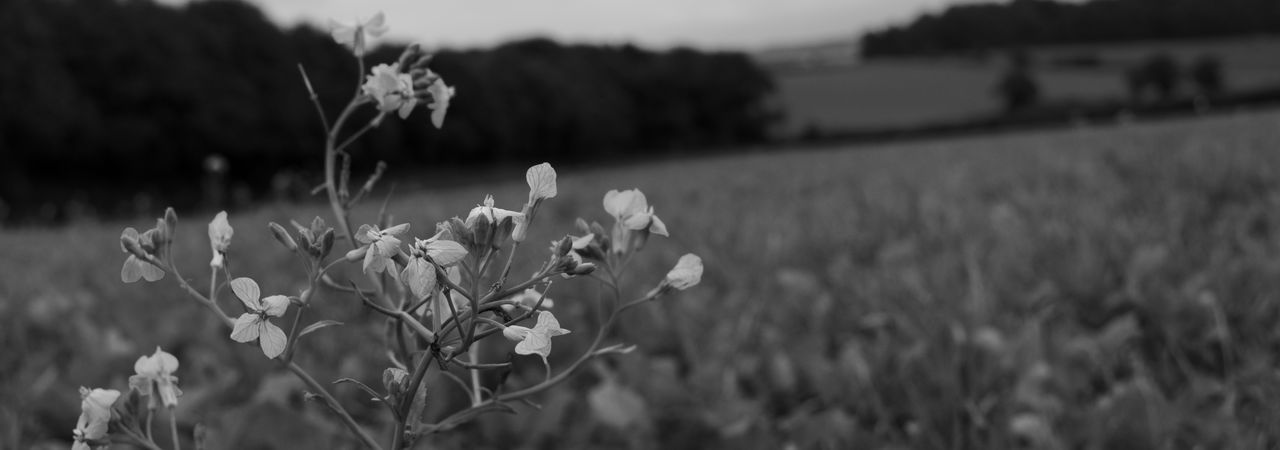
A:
[
  {"xmin": 469, "ymin": 342, "xmax": 483, "ymax": 406},
  {"xmin": 145, "ymin": 407, "xmax": 154, "ymax": 442},
  {"xmin": 286, "ymin": 361, "xmax": 384, "ymax": 450},
  {"xmin": 169, "ymin": 407, "xmax": 182, "ymax": 450}
]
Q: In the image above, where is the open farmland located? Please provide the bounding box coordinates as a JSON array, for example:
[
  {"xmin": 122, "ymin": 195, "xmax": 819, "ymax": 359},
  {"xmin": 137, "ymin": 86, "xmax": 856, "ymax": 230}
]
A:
[
  {"xmin": 6, "ymin": 110, "xmax": 1280, "ymax": 448},
  {"xmin": 774, "ymin": 36, "xmax": 1280, "ymax": 133}
]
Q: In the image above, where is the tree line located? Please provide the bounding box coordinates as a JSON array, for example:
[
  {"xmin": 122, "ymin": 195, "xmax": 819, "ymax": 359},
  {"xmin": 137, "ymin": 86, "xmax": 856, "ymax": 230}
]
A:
[
  {"xmin": 0, "ymin": 0, "xmax": 779, "ymax": 222},
  {"xmin": 861, "ymin": 0, "xmax": 1280, "ymax": 58}
]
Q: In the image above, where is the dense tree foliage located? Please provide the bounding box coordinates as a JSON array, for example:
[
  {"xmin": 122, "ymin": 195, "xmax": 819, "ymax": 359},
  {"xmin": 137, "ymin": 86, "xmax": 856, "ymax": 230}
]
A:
[
  {"xmin": 861, "ymin": 0, "xmax": 1280, "ymax": 58},
  {"xmin": 0, "ymin": 0, "xmax": 778, "ymax": 221}
]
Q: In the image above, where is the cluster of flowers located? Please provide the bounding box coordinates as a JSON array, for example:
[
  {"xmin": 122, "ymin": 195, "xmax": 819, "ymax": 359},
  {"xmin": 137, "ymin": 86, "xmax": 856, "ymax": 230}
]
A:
[
  {"xmin": 77, "ymin": 11, "xmax": 703, "ymax": 450},
  {"xmin": 72, "ymin": 348, "xmax": 182, "ymax": 450}
]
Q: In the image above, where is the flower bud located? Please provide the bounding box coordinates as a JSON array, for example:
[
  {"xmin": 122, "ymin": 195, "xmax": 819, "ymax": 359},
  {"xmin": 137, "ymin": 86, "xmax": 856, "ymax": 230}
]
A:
[
  {"xmin": 553, "ymin": 236, "xmax": 573, "ymax": 257},
  {"xmin": 121, "ymin": 232, "xmax": 148, "ymax": 260},
  {"xmin": 345, "ymin": 246, "xmax": 369, "ymax": 262},
  {"xmin": 268, "ymin": 222, "xmax": 298, "ymax": 252},
  {"xmin": 163, "ymin": 207, "xmax": 179, "ymax": 240},
  {"xmin": 662, "ymin": 254, "xmax": 703, "ymax": 291},
  {"xmin": 572, "ymin": 262, "xmax": 597, "ymax": 276},
  {"xmin": 319, "ymin": 228, "xmax": 336, "ymax": 258},
  {"xmin": 383, "ymin": 367, "xmax": 410, "ymax": 398}
]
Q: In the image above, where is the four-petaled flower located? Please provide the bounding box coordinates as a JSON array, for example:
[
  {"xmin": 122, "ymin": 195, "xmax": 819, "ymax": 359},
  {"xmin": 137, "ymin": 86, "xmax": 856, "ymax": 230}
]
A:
[
  {"xmin": 329, "ymin": 12, "xmax": 389, "ymax": 57},
  {"xmin": 229, "ymin": 277, "xmax": 290, "ymax": 359},
  {"xmin": 466, "ymin": 195, "xmax": 523, "ymax": 228},
  {"xmin": 603, "ymin": 189, "xmax": 668, "ymax": 237},
  {"xmin": 401, "ymin": 233, "xmax": 468, "ymax": 300},
  {"xmin": 129, "ymin": 347, "xmax": 182, "ymax": 409},
  {"xmin": 356, "ymin": 223, "xmax": 410, "ymax": 280},
  {"xmin": 363, "ymin": 63, "xmax": 417, "ymax": 119},
  {"xmin": 664, "ymin": 254, "xmax": 703, "ymax": 291},
  {"xmin": 72, "ymin": 387, "xmax": 120, "ymax": 450},
  {"xmin": 120, "ymin": 227, "xmax": 164, "ymax": 283},
  {"xmin": 208, "ymin": 211, "xmax": 233, "ymax": 269},
  {"xmin": 427, "ymin": 78, "xmax": 455, "ymax": 129},
  {"xmin": 502, "ymin": 311, "xmax": 570, "ymax": 362}
]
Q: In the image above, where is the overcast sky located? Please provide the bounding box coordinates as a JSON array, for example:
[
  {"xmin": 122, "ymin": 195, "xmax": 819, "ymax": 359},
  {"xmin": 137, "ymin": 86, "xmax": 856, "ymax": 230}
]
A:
[{"xmin": 182, "ymin": 0, "xmax": 975, "ymax": 50}]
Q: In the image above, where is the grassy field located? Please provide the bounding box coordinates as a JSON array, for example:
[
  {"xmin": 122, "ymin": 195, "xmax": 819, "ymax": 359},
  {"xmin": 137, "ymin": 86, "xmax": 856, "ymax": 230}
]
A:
[
  {"xmin": 775, "ymin": 36, "xmax": 1280, "ymax": 132},
  {"xmin": 7, "ymin": 109, "xmax": 1280, "ymax": 448}
]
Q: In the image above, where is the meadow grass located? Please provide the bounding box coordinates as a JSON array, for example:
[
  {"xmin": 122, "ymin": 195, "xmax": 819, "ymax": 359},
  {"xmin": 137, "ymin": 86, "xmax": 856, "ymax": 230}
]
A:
[
  {"xmin": 6, "ymin": 109, "xmax": 1280, "ymax": 448},
  {"xmin": 776, "ymin": 36, "xmax": 1280, "ymax": 132}
]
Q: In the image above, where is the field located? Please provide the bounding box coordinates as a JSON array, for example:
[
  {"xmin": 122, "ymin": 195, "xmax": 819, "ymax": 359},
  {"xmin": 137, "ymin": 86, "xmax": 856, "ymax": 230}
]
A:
[
  {"xmin": 7, "ymin": 109, "xmax": 1280, "ymax": 448},
  {"xmin": 775, "ymin": 36, "xmax": 1280, "ymax": 132}
]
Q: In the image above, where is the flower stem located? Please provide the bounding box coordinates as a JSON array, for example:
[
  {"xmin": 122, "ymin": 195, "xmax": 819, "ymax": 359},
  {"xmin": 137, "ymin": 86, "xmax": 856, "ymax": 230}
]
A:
[
  {"xmin": 169, "ymin": 407, "xmax": 182, "ymax": 450},
  {"xmin": 469, "ymin": 342, "xmax": 483, "ymax": 406},
  {"xmin": 287, "ymin": 361, "xmax": 384, "ymax": 450}
]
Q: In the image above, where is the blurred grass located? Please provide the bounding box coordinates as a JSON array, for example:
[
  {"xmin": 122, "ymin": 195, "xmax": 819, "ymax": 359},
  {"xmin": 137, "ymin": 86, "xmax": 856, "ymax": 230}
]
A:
[
  {"xmin": 6, "ymin": 110, "xmax": 1280, "ymax": 448},
  {"xmin": 777, "ymin": 36, "xmax": 1280, "ymax": 132}
]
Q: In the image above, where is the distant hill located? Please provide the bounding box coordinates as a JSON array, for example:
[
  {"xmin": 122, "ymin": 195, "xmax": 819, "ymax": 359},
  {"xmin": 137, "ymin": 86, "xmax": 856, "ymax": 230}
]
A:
[{"xmin": 861, "ymin": 0, "xmax": 1280, "ymax": 58}]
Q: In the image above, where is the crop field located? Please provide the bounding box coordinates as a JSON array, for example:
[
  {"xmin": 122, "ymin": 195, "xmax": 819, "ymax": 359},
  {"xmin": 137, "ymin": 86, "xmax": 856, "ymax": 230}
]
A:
[
  {"xmin": 776, "ymin": 36, "xmax": 1280, "ymax": 132},
  {"xmin": 7, "ymin": 109, "xmax": 1280, "ymax": 448}
]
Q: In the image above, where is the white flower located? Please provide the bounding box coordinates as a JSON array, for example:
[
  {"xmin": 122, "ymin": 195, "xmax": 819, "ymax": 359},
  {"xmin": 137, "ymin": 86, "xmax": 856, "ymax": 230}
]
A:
[
  {"xmin": 229, "ymin": 278, "xmax": 290, "ymax": 359},
  {"xmin": 120, "ymin": 227, "xmax": 164, "ymax": 283},
  {"xmin": 427, "ymin": 78, "xmax": 455, "ymax": 129},
  {"xmin": 664, "ymin": 254, "xmax": 703, "ymax": 291},
  {"xmin": 465, "ymin": 195, "xmax": 523, "ymax": 228},
  {"xmin": 526, "ymin": 163, "xmax": 557, "ymax": 204},
  {"xmin": 362, "ymin": 63, "xmax": 417, "ymax": 119},
  {"xmin": 401, "ymin": 234, "xmax": 468, "ymax": 300},
  {"xmin": 603, "ymin": 189, "xmax": 668, "ymax": 237},
  {"xmin": 72, "ymin": 387, "xmax": 120, "ymax": 450},
  {"xmin": 502, "ymin": 311, "xmax": 569, "ymax": 362},
  {"xmin": 328, "ymin": 12, "xmax": 389, "ymax": 57},
  {"xmin": 356, "ymin": 223, "xmax": 410, "ymax": 280},
  {"xmin": 129, "ymin": 347, "xmax": 182, "ymax": 409},
  {"xmin": 208, "ymin": 211, "xmax": 233, "ymax": 269}
]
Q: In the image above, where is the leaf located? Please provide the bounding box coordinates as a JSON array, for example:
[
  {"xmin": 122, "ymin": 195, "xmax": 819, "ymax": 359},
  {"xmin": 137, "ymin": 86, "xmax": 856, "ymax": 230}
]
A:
[{"xmin": 298, "ymin": 320, "xmax": 344, "ymax": 339}]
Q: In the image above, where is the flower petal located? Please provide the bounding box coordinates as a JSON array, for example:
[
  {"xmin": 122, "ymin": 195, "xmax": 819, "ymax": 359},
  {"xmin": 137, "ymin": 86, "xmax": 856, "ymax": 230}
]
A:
[
  {"xmin": 503, "ymin": 325, "xmax": 532, "ymax": 343},
  {"xmin": 383, "ymin": 223, "xmax": 410, "ymax": 236},
  {"xmin": 355, "ymin": 224, "xmax": 376, "ymax": 244},
  {"xmin": 425, "ymin": 240, "xmax": 468, "ymax": 266},
  {"xmin": 230, "ymin": 277, "xmax": 261, "ymax": 310},
  {"xmin": 514, "ymin": 332, "xmax": 551, "ymax": 358},
  {"xmin": 140, "ymin": 260, "xmax": 165, "ymax": 282},
  {"xmin": 261, "ymin": 295, "xmax": 290, "ymax": 317},
  {"xmin": 154, "ymin": 347, "xmax": 179, "ymax": 373},
  {"xmin": 649, "ymin": 214, "xmax": 669, "ymax": 237},
  {"xmin": 122, "ymin": 256, "xmax": 143, "ymax": 283},
  {"xmin": 526, "ymin": 163, "xmax": 558, "ymax": 202},
  {"xmin": 402, "ymin": 258, "xmax": 437, "ymax": 300},
  {"xmin": 602, "ymin": 190, "xmax": 629, "ymax": 218},
  {"xmin": 134, "ymin": 354, "xmax": 155, "ymax": 376},
  {"xmin": 665, "ymin": 253, "xmax": 703, "ymax": 290},
  {"xmin": 259, "ymin": 321, "xmax": 288, "ymax": 359},
  {"xmin": 622, "ymin": 212, "xmax": 652, "ymax": 231},
  {"xmin": 230, "ymin": 313, "xmax": 261, "ymax": 343}
]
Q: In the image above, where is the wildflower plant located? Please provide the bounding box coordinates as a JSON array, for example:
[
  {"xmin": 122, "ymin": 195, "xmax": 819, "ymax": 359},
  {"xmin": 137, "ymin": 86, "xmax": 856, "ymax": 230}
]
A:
[{"xmin": 76, "ymin": 12, "xmax": 702, "ymax": 450}]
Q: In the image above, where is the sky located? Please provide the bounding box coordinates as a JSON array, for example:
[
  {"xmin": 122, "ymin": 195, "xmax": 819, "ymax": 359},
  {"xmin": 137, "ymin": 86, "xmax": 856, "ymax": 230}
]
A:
[{"xmin": 166, "ymin": 0, "xmax": 977, "ymax": 51}]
